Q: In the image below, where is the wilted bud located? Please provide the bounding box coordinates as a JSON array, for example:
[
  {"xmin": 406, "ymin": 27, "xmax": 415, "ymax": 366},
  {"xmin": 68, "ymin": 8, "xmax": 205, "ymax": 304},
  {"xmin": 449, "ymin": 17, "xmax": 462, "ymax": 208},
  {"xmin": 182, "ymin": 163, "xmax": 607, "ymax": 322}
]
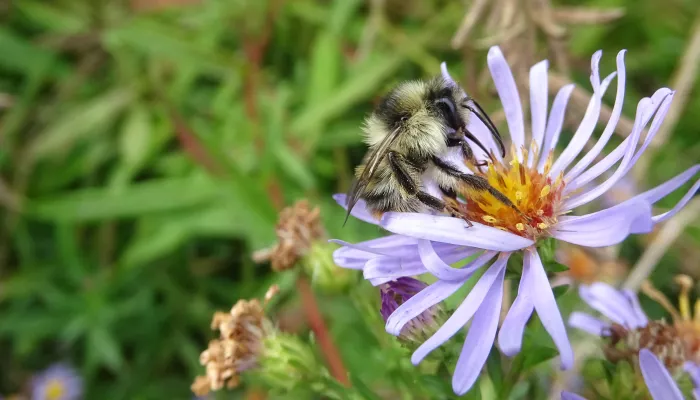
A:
[
  {"xmin": 301, "ymin": 241, "xmax": 354, "ymax": 293},
  {"xmin": 255, "ymin": 332, "xmax": 319, "ymax": 392},
  {"xmin": 380, "ymin": 277, "xmax": 446, "ymax": 346},
  {"xmin": 192, "ymin": 294, "xmax": 271, "ymax": 396}
]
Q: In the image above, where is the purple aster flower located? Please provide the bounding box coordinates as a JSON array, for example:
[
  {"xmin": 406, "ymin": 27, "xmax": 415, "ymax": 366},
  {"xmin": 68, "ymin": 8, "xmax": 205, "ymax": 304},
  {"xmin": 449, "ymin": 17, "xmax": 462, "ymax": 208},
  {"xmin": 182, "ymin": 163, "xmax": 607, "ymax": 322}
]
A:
[
  {"xmin": 561, "ymin": 349, "xmax": 688, "ymax": 400},
  {"xmin": 569, "ymin": 281, "xmax": 700, "ymax": 399},
  {"xmin": 333, "ymin": 46, "xmax": 700, "ymax": 395},
  {"xmin": 380, "ymin": 277, "xmax": 446, "ymax": 344},
  {"xmin": 31, "ymin": 363, "xmax": 83, "ymax": 400}
]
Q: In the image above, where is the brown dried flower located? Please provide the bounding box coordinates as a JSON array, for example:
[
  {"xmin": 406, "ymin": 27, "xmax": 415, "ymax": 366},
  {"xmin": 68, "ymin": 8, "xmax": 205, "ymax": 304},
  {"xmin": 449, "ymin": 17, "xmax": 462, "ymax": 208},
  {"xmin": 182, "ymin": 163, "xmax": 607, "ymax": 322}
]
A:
[
  {"xmin": 253, "ymin": 200, "xmax": 326, "ymax": 272},
  {"xmin": 191, "ymin": 294, "xmax": 273, "ymax": 396}
]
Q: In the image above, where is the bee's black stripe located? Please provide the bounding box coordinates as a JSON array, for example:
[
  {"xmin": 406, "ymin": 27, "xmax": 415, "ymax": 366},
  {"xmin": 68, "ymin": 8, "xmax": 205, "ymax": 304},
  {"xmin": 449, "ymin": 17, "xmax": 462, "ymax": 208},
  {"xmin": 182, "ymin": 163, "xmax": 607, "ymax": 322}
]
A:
[{"xmin": 388, "ymin": 151, "xmax": 418, "ymax": 195}]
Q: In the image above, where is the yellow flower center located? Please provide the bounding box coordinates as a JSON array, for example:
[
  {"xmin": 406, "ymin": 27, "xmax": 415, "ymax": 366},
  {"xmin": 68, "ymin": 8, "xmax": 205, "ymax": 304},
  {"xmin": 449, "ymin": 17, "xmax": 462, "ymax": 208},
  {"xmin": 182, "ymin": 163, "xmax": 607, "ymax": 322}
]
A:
[
  {"xmin": 454, "ymin": 142, "xmax": 567, "ymax": 240},
  {"xmin": 45, "ymin": 379, "xmax": 66, "ymax": 400}
]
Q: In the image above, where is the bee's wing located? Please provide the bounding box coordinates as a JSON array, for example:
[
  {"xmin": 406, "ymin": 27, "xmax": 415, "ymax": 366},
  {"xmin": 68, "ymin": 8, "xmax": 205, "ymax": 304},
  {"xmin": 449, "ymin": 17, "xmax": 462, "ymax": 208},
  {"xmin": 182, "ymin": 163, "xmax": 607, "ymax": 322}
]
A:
[{"xmin": 344, "ymin": 126, "xmax": 403, "ymax": 225}]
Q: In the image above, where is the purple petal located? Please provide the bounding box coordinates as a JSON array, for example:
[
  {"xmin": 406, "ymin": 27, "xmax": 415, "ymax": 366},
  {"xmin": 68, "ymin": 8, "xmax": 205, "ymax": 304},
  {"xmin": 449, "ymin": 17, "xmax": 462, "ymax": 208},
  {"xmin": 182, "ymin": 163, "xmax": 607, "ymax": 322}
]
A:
[
  {"xmin": 527, "ymin": 249, "xmax": 574, "ymax": 369},
  {"xmin": 621, "ymin": 289, "xmax": 649, "ymax": 327},
  {"xmin": 552, "ymin": 200, "xmax": 653, "ymax": 247},
  {"xmin": 385, "ymin": 278, "xmax": 468, "ymax": 336},
  {"xmin": 549, "ymin": 51, "xmax": 605, "ymax": 177},
  {"xmin": 332, "ymin": 237, "xmax": 418, "ymax": 269},
  {"xmin": 364, "ymin": 244, "xmax": 475, "ymax": 281},
  {"xmin": 380, "ymin": 212, "xmax": 533, "ymax": 251},
  {"xmin": 538, "ymin": 83, "xmax": 575, "ymax": 172},
  {"xmin": 639, "ymin": 349, "xmax": 684, "ymax": 400},
  {"xmin": 411, "ymin": 254, "xmax": 510, "ymax": 364},
  {"xmin": 685, "ymin": 362, "xmax": 700, "ymax": 388},
  {"xmin": 561, "ymin": 392, "xmax": 588, "ymax": 400},
  {"xmin": 441, "ymin": 62, "xmax": 458, "ymax": 88},
  {"xmin": 568, "ymin": 312, "xmax": 608, "ymax": 336},
  {"xmin": 488, "ymin": 46, "xmax": 525, "ymax": 161},
  {"xmin": 332, "ymin": 236, "xmax": 416, "ymax": 258},
  {"xmin": 363, "ymin": 257, "xmax": 428, "ymax": 281},
  {"xmin": 528, "ymin": 60, "xmax": 549, "ymax": 168},
  {"xmin": 632, "ymin": 165, "xmax": 700, "ymax": 206},
  {"xmin": 452, "ymin": 266, "xmax": 506, "ymax": 395},
  {"xmin": 577, "ymin": 284, "xmax": 644, "ymax": 327},
  {"xmin": 653, "ymin": 177, "xmax": 700, "ymax": 223},
  {"xmin": 333, "ymin": 193, "xmax": 379, "ymax": 224},
  {"xmin": 417, "ymin": 240, "xmax": 493, "ymax": 281},
  {"xmin": 588, "ymin": 283, "xmax": 646, "ymax": 328},
  {"xmin": 565, "ymin": 88, "xmax": 672, "ymax": 201},
  {"xmin": 498, "ymin": 257, "xmax": 534, "ymax": 356},
  {"xmin": 565, "ymin": 50, "xmax": 627, "ymax": 182}
]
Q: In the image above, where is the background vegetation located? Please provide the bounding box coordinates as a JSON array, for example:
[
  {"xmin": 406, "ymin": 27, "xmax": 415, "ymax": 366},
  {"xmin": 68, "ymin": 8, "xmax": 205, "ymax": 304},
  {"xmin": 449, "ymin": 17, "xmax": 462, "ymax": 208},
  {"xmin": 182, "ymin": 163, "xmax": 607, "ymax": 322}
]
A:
[{"xmin": 0, "ymin": 0, "xmax": 698, "ymax": 398}]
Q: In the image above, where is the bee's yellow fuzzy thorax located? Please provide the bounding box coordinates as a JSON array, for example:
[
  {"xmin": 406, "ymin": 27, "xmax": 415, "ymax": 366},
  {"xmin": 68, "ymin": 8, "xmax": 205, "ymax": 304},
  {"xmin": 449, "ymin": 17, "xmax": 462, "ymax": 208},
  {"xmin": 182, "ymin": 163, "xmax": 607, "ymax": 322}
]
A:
[{"xmin": 456, "ymin": 141, "xmax": 567, "ymax": 240}]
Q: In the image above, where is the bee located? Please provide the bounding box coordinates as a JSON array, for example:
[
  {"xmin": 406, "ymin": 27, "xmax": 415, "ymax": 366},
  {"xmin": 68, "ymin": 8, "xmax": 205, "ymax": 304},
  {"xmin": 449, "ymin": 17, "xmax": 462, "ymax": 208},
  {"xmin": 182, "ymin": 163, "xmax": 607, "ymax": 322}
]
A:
[{"xmin": 344, "ymin": 75, "xmax": 521, "ymax": 225}]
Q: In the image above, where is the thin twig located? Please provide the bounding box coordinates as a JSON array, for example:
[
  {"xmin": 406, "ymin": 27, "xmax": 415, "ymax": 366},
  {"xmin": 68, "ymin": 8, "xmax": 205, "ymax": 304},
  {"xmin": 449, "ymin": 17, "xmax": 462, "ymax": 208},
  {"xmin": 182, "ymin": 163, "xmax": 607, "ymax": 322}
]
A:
[
  {"xmin": 451, "ymin": 0, "xmax": 490, "ymax": 49},
  {"xmin": 552, "ymin": 6, "xmax": 625, "ymax": 25},
  {"xmin": 649, "ymin": 13, "xmax": 700, "ymax": 149},
  {"xmin": 297, "ymin": 276, "xmax": 350, "ymax": 386},
  {"xmin": 623, "ymin": 197, "xmax": 700, "ymax": 291},
  {"xmin": 529, "ymin": 0, "xmax": 567, "ymax": 38}
]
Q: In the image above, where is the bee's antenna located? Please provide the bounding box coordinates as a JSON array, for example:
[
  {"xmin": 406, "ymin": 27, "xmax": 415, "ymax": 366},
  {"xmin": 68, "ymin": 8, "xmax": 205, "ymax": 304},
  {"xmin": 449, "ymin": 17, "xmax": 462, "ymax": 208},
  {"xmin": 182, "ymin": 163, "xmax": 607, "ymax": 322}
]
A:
[
  {"xmin": 463, "ymin": 129, "xmax": 495, "ymax": 163},
  {"xmin": 463, "ymin": 100, "xmax": 506, "ymax": 158}
]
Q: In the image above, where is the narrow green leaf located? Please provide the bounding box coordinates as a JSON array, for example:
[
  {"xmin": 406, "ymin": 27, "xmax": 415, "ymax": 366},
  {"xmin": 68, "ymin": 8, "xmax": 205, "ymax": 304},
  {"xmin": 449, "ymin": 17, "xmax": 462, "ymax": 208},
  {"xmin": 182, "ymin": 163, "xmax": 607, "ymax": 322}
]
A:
[
  {"xmin": 27, "ymin": 175, "xmax": 221, "ymax": 222},
  {"xmin": 26, "ymin": 88, "xmax": 133, "ymax": 161},
  {"xmin": 120, "ymin": 106, "xmax": 152, "ymax": 172}
]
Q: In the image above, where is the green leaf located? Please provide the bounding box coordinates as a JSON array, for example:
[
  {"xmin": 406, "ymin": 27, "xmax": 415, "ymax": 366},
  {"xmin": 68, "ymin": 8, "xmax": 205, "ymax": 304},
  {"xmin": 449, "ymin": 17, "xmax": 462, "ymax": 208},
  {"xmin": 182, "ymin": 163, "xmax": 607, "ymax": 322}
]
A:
[
  {"xmin": 544, "ymin": 261, "xmax": 569, "ymax": 273},
  {"xmin": 27, "ymin": 175, "xmax": 222, "ymax": 222},
  {"xmin": 88, "ymin": 328, "xmax": 124, "ymax": 372},
  {"xmin": 119, "ymin": 106, "xmax": 153, "ymax": 172},
  {"xmin": 349, "ymin": 373, "xmax": 383, "ymax": 400},
  {"xmin": 486, "ymin": 347, "xmax": 504, "ymax": 387},
  {"xmin": 519, "ymin": 345, "xmax": 559, "ymax": 370},
  {"xmin": 273, "ymin": 145, "xmax": 316, "ymax": 189},
  {"xmin": 103, "ymin": 19, "xmax": 240, "ymax": 76},
  {"xmin": 26, "ymin": 88, "xmax": 133, "ymax": 162},
  {"xmin": 552, "ymin": 284, "xmax": 571, "ymax": 298},
  {"xmin": 14, "ymin": 1, "xmax": 88, "ymax": 33},
  {"xmin": 0, "ymin": 28, "xmax": 56, "ymax": 74}
]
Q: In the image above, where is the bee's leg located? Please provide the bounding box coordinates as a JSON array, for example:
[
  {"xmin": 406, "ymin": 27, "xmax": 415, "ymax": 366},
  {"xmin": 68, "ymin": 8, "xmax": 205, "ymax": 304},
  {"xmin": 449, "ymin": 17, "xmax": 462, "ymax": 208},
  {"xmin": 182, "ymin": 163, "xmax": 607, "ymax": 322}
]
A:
[
  {"xmin": 432, "ymin": 156, "xmax": 527, "ymax": 219},
  {"xmin": 446, "ymin": 138, "xmax": 488, "ymax": 168},
  {"xmin": 388, "ymin": 151, "xmax": 449, "ymax": 215}
]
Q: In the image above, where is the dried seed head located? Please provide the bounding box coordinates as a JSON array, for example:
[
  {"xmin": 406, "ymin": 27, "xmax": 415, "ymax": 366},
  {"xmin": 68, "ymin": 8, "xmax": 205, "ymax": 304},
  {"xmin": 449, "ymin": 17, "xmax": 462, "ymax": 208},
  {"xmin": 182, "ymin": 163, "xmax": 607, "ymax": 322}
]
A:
[
  {"xmin": 606, "ymin": 276, "xmax": 700, "ymax": 373},
  {"xmin": 191, "ymin": 290, "xmax": 273, "ymax": 396},
  {"xmin": 253, "ymin": 200, "xmax": 326, "ymax": 271},
  {"xmin": 603, "ymin": 321, "xmax": 689, "ymax": 372}
]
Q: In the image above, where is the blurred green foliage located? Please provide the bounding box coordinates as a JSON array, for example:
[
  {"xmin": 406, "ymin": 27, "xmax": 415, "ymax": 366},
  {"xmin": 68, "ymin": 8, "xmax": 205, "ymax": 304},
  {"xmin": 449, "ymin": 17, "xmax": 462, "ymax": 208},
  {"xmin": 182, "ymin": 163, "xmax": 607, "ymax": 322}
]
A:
[{"xmin": 0, "ymin": 0, "xmax": 699, "ymax": 398}]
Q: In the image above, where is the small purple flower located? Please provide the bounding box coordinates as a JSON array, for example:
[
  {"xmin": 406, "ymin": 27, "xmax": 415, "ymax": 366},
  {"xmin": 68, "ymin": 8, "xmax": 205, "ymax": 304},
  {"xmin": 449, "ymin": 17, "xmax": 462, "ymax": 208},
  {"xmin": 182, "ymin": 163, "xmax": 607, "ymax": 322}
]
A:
[
  {"xmin": 569, "ymin": 282, "xmax": 700, "ymax": 399},
  {"xmin": 562, "ymin": 349, "xmax": 688, "ymax": 400},
  {"xmin": 31, "ymin": 363, "xmax": 83, "ymax": 400},
  {"xmin": 380, "ymin": 277, "xmax": 445, "ymax": 343},
  {"xmin": 333, "ymin": 46, "xmax": 699, "ymax": 395}
]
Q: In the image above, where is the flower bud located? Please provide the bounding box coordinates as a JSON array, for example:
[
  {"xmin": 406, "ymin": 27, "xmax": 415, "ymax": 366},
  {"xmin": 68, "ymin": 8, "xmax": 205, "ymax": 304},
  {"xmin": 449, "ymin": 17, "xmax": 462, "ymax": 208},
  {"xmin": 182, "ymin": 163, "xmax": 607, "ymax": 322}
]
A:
[
  {"xmin": 255, "ymin": 332, "xmax": 319, "ymax": 392},
  {"xmin": 380, "ymin": 277, "xmax": 447, "ymax": 346},
  {"xmin": 302, "ymin": 241, "xmax": 354, "ymax": 293}
]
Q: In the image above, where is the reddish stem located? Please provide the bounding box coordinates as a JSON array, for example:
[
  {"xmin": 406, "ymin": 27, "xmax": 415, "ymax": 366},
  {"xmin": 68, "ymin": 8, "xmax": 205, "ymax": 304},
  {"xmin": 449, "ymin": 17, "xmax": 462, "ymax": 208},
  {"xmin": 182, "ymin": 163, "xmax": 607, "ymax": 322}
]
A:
[{"xmin": 296, "ymin": 276, "xmax": 350, "ymax": 386}]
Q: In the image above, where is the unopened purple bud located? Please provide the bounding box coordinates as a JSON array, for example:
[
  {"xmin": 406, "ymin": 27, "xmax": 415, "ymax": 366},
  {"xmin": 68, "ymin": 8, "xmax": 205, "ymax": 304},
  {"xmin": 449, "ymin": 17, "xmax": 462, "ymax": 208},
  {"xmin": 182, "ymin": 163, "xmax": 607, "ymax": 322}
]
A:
[{"xmin": 380, "ymin": 277, "xmax": 445, "ymax": 343}]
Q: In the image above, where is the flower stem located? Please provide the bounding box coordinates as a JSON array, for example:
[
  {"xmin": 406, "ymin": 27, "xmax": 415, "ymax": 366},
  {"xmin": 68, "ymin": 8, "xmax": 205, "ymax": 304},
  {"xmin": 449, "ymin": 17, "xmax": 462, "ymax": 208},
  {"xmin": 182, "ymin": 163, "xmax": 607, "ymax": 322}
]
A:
[{"xmin": 296, "ymin": 276, "xmax": 350, "ymax": 386}]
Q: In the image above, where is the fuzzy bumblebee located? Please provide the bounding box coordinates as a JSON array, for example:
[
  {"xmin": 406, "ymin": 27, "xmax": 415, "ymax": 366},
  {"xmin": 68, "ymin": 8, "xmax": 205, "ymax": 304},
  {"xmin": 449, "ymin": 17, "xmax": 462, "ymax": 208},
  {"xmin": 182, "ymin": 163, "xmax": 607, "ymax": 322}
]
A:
[{"xmin": 345, "ymin": 72, "xmax": 520, "ymax": 224}]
